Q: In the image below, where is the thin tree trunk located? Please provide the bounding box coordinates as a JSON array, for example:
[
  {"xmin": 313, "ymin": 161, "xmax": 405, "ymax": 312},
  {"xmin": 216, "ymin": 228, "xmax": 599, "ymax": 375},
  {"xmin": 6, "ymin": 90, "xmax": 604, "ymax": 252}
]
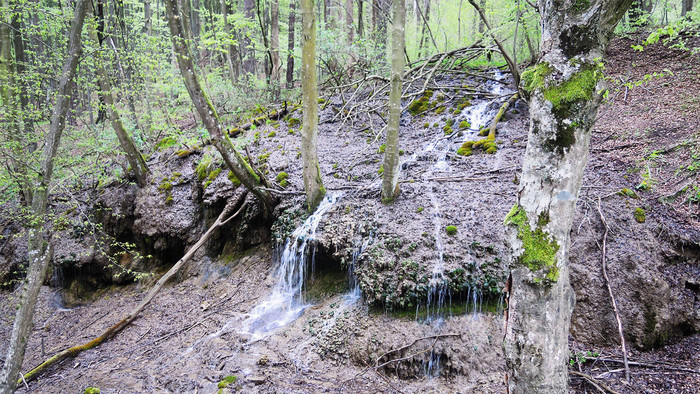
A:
[
  {"xmin": 0, "ymin": 1, "xmax": 88, "ymax": 391},
  {"xmin": 381, "ymin": 0, "xmax": 404, "ymax": 203},
  {"xmin": 221, "ymin": 0, "xmax": 240, "ymax": 82},
  {"xmin": 286, "ymin": 0, "xmax": 296, "ymax": 88},
  {"xmin": 88, "ymin": 2, "xmax": 150, "ymax": 187},
  {"xmin": 191, "ymin": 0, "xmax": 201, "ymax": 40},
  {"xmin": 503, "ymin": 0, "xmax": 633, "ymax": 391},
  {"xmin": 357, "ymin": 0, "xmax": 364, "ymax": 38},
  {"xmin": 681, "ymin": 0, "xmax": 693, "ymax": 16},
  {"xmin": 144, "ymin": 0, "xmax": 152, "ymax": 34},
  {"xmin": 300, "ymin": 0, "xmax": 325, "ymax": 211},
  {"xmin": 164, "ymin": 0, "xmax": 277, "ymax": 211},
  {"xmin": 346, "ymin": 0, "xmax": 354, "ymax": 45},
  {"xmin": 270, "ymin": 0, "xmax": 280, "ymax": 93},
  {"xmin": 243, "ymin": 0, "xmax": 256, "ymax": 75}
]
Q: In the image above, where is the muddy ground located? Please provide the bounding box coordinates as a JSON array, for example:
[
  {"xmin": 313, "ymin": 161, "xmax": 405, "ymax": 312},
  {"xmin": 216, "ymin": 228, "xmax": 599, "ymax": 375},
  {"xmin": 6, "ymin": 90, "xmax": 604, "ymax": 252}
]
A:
[{"xmin": 1, "ymin": 33, "xmax": 699, "ymax": 393}]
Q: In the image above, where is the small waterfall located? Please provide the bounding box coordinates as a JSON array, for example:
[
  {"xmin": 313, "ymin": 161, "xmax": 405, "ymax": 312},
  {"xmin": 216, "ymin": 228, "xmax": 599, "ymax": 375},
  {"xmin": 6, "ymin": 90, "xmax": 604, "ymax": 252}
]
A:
[
  {"xmin": 242, "ymin": 193, "xmax": 341, "ymax": 340},
  {"xmin": 345, "ymin": 233, "xmax": 373, "ymax": 303}
]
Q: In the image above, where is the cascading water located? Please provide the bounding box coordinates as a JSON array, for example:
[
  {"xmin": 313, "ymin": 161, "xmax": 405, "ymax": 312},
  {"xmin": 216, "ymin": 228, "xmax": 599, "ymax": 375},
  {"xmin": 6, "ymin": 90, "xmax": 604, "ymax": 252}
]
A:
[
  {"xmin": 242, "ymin": 193, "xmax": 341, "ymax": 341},
  {"xmin": 345, "ymin": 233, "xmax": 373, "ymax": 303}
]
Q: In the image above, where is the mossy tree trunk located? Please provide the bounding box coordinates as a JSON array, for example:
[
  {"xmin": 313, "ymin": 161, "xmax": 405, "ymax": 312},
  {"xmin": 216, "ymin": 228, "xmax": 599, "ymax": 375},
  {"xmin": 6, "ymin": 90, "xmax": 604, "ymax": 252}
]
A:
[
  {"xmin": 503, "ymin": 0, "xmax": 633, "ymax": 392},
  {"xmin": 380, "ymin": 0, "xmax": 404, "ymax": 203},
  {"xmin": 88, "ymin": 3, "xmax": 150, "ymax": 187},
  {"xmin": 300, "ymin": 0, "xmax": 325, "ymax": 211},
  {"xmin": 0, "ymin": 1, "xmax": 88, "ymax": 391},
  {"xmin": 164, "ymin": 0, "xmax": 277, "ymax": 212}
]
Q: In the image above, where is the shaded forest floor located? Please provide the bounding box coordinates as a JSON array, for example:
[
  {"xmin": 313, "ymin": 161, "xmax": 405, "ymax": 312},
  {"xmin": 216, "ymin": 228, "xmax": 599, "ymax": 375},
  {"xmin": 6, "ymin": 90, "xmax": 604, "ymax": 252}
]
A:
[{"xmin": 1, "ymin": 33, "xmax": 699, "ymax": 393}]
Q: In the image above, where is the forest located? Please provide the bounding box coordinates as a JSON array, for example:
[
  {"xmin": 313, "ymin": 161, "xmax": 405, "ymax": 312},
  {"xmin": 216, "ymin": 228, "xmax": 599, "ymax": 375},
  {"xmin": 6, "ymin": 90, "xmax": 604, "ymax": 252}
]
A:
[{"xmin": 0, "ymin": 0, "xmax": 699, "ymax": 392}]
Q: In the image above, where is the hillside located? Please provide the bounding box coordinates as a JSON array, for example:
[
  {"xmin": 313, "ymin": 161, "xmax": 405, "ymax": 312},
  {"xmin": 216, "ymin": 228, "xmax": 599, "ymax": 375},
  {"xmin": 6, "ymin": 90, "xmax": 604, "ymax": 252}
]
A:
[{"xmin": 0, "ymin": 33, "xmax": 698, "ymax": 393}]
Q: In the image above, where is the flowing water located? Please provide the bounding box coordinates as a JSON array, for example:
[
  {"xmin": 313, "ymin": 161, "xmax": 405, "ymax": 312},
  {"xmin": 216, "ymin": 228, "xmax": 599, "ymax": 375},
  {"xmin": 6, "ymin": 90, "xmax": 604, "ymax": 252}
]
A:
[{"xmin": 241, "ymin": 192, "xmax": 342, "ymax": 341}]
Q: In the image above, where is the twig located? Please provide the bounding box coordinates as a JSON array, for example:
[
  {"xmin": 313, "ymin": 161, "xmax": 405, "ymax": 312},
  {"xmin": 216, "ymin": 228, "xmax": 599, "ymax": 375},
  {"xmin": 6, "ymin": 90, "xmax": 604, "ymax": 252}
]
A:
[
  {"xmin": 569, "ymin": 370, "xmax": 621, "ymax": 394},
  {"xmin": 596, "ymin": 198, "xmax": 631, "ymax": 383},
  {"xmin": 585, "ymin": 357, "xmax": 700, "ymax": 374}
]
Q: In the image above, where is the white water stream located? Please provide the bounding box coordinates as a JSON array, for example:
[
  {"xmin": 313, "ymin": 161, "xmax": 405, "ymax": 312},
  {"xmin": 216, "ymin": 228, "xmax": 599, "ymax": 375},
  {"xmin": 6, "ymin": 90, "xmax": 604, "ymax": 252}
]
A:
[{"xmin": 241, "ymin": 193, "xmax": 342, "ymax": 341}]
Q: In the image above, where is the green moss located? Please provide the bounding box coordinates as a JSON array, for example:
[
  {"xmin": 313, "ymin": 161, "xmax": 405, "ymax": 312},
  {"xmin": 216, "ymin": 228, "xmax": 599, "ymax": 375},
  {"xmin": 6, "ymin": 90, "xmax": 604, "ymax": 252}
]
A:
[
  {"xmin": 267, "ymin": 131, "xmax": 277, "ymax": 138},
  {"xmin": 317, "ymin": 98, "xmax": 326, "ymax": 104},
  {"xmin": 276, "ymin": 172, "xmax": 289, "ymax": 183},
  {"xmin": 457, "ymin": 141, "xmax": 473, "ymax": 156},
  {"xmin": 521, "ymin": 62, "xmax": 553, "ymax": 94},
  {"xmin": 165, "ymin": 195, "xmax": 174, "ymax": 205},
  {"xmin": 218, "ymin": 375, "xmax": 237, "ymax": 389},
  {"xmin": 287, "ymin": 117, "xmax": 301, "ymax": 128},
  {"xmin": 155, "ymin": 136, "xmax": 178, "ymax": 150},
  {"xmin": 445, "ymin": 225, "xmax": 458, "ymax": 236},
  {"xmin": 543, "ymin": 68, "xmax": 599, "ymax": 111},
  {"xmin": 203, "ymin": 180, "xmax": 212, "ymax": 189},
  {"xmin": 423, "ymin": 122, "xmax": 430, "ymax": 128},
  {"xmin": 227, "ymin": 171, "xmax": 241, "ymax": 186},
  {"xmin": 158, "ymin": 180, "xmax": 173, "ymax": 192},
  {"xmin": 571, "ymin": 0, "xmax": 590, "ymax": 13},
  {"xmin": 208, "ymin": 168, "xmax": 222, "ymax": 182},
  {"xmin": 472, "ymin": 138, "xmax": 498, "ymax": 154},
  {"xmin": 446, "ymin": 119, "xmax": 455, "ymax": 127},
  {"xmin": 459, "ymin": 120, "xmax": 470, "ymax": 129},
  {"xmin": 618, "ymin": 188, "xmax": 639, "ymax": 199},
  {"xmin": 279, "ymin": 179, "xmax": 288, "ymax": 187},
  {"xmin": 378, "ymin": 165, "xmax": 384, "ymax": 175},
  {"xmin": 478, "ymin": 127, "xmax": 489, "ymax": 136},
  {"xmin": 435, "ymin": 106, "xmax": 446, "ymax": 115},
  {"xmin": 417, "ymin": 207, "xmax": 424, "ymax": 213},
  {"xmin": 443, "ymin": 126, "xmax": 453, "ymax": 135},
  {"xmin": 504, "ymin": 205, "xmax": 560, "ymax": 284},
  {"xmin": 634, "ymin": 207, "xmax": 646, "ymax": 223},
  {"xmin": 399, "ymin": 149, "xmax": 405, "ymax": 155},
  {"xmin": 84, "ymin": 388, "xmax": 101, "ymax": 394},
  {"xmin": 378, "ymin": 144, "xmax": 386, "ymax": 153}
]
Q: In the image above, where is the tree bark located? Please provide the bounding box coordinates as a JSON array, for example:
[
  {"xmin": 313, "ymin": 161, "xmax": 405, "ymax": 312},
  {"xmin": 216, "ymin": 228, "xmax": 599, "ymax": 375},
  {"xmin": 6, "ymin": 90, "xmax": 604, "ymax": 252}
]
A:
[
  {"xmin": 300, "ymin": 0, "xmax": 325, "ymax": 211},
  {"xmin": 681, "ymin": 0, "xmax": 694, "ymax": 16},
  {"xmin": 88, "ymin": 2, "xmax": 150, "ymax": 187},
  {"xmin": 503, "ymin": 1, "xmax": 633, "ymax": 392},
  {"xmin": 144, "ymin": 0, "xmax": 152, "ymax": 35},
  {"xmin": 0, "ymin": 1, "xmax": 88, "ymax": 391},
  {"xmin": 243, "ymin": 0, "xmax": 257, "ymax": 75},
  {"xmin": 286, "ymin": 0, "xmax": 296, "ymax": 88},
  {"xmin": 346, "ymin": 0, "xmax": 354, "ymax": 45},
  {"xmin": 221, "ymin": 0, "xmax": 240, "ymax": 82},
  {"xmin": 380, "ymin": 0, "xmax": 404, "ymax": 203},
  {"xmin": 270, "ymin": 0, "xmax": 280, "ymax": 89},
  {"xmin": 164, "ymin": 0, "xmax": 277, "ymax": 211},
  {"xmin": 357, "ymin": 0, "xmax": 364, "ymax": 38}
]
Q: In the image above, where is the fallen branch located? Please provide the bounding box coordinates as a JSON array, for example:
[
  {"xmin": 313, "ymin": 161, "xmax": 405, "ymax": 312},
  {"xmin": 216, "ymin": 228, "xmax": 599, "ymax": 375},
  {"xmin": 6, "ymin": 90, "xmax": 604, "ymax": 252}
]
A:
[
  {"xmin": 596, "ymin": 198, "xmax": 631, "ymax": 383},
  {"xmin": 584, "ymin": 357, "xmax": 700, "ymax": 374},
  {"xmin": 19, "ymin": 193, "xmax": 249, "ymax": 386},
  {"xmin": 487, "ymin": 94, "xmax": 519, "ymax": 140},
  {"xmin": 569, "ymin": 370, "xmax": 621, "ymax": 394}
]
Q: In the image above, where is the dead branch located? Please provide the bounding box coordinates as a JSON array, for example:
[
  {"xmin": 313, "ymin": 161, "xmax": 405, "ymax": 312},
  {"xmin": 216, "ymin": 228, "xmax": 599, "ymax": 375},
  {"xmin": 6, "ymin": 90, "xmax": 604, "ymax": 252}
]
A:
[
  {"xmin": 584, "ymin": 357, "xmax": 700, "ymax": 374},
  {"xmin": 596, "ymin": 198, "xmax": 631, "ymax": 383},
  {"xmin": 569, "ymin": 370, "xmax": 621, "ymax": 394},
  {"xmin": 19, "ymin": 193, "xmax": 249, "ymax": 386}
]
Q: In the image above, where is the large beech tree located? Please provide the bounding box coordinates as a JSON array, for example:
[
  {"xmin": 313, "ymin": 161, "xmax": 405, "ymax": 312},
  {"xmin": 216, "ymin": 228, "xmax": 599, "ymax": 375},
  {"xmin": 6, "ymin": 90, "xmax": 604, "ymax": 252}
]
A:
[
  {"xmin": 0, "ymin": 0, "xmax": 88, "ymax": 391},
  {"xmin": 503, "ymin": 0, "xmax": 633, "ymax": 392}
]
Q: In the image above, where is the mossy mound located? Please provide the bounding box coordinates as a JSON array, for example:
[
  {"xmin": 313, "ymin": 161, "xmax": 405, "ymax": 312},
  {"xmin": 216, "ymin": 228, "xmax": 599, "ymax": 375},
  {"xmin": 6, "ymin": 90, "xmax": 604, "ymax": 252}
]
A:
[
  {"xmin": 634, "ymin": 207, "xmax": 646, "ymax": 223},
  {"xmin": 407, "ymin": 90, "xmax": 435, "ymax": 116}
]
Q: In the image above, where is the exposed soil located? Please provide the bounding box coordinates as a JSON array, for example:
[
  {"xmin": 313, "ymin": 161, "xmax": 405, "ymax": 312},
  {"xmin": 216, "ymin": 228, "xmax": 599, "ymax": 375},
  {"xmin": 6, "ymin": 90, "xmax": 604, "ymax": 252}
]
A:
[{"xmin": 0, "ymin": 33, "xmax": 698, "ymax": 393}]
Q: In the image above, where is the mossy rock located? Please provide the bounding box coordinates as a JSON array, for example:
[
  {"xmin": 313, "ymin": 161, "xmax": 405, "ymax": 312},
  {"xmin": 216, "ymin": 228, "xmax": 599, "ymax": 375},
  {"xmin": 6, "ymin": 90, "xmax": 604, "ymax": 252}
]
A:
[
  {"xmin": 457, "ymin": 141, "xmax": 473, "ymax": 156},
  {"xmin": 459, "ymin": 120, "xmax": 470, "ymax": 129},
  {"xmin": 84, "ymin": 388, "xmax": 100, "ymax": 394},
  {"xmin": 443, "ymin": 126, "xmax": 453, "ymax": 135},
  {"xmin": 227, "ymin": 171, "xmax": 242, "ymax": 186},
  {"xmin": 445, "ymin": 225, "xmax": 458, "ymax": 235},
  {"xmin": 287, "ymin": 117, "xmax": 301, "ymax": 128},
  {"xmin": 634, "ymin": 207, "xmax": 646, "ymax": 223},
  {"xmin": 435, "ymin": 106, "xmax": 446, "ymax": 115}
]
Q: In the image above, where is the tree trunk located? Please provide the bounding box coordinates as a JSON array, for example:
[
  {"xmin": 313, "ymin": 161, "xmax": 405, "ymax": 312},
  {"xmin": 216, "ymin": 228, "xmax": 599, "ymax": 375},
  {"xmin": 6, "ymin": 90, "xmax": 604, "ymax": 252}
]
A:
[
  {"xmin": 381, "ymin": 0, "xmax": 404, "ymax": 203},
  {"xmin": 144, "ymin": 0, "xmax": 152, "ymax": 35},
  {"xmin": 503, "ymin": 0, "xmax": 633, "ymax": 392},
  {"xmin": 164, "ymin": 0, "xmax": 277, "ymax": 211},
  {"xmin": 221, "ymin": 0, "xmax": 240, "ymax": 82},
  {"xmin": 300, "ymin": 0, "xmax": 325, "ymax": 211},
  {"xmin": 0, "ymin": 1, "xmax": 88, "ymax": 391},
  {"xmin": 191, "ymin": 0, "xmax": 201, "ymax": 40},
  {"xmin": 286, "ymin": 0, "xmax": 296, "ymax": 88},
  {"xmin": 346, "ymin": 0, "xmax": 354, "ymax": 45},
  {"xmin": 88, "ymin": 2, "xmax": 150, "ymax": 187},
  {"xmin": 243, "ymin": 0, "xmax": 257, "ymax": 75},
  {"xmin": 270, "ymin": 0, "xmax": 280, "ymax": 90},
  {"xmin": 357, "ymin": 0, "xmax": 364, "ymax": 38},
  {"xmin": 681, "ymin": 0, "xmax": 694, "ymax": 16}
]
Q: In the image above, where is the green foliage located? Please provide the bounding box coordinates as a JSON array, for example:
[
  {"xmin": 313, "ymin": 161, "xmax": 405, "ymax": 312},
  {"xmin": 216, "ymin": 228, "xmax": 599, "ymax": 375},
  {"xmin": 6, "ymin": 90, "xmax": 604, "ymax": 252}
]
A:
[
  {"xmin": 634, "ymin": 207, "xmax": 646, "ymax": 223},
  {"xmin": 445, "ymin": 225, "xmax": 458, "ymax": 235},
  {"xmin": 155, "ymin": 137, "xmax": 178, "ymax": 150},
  {"xmin": 218, "ymin": 375, "xmax": 237, "ymax": 390},
  {"xmin": 459, "ymin": 120, "xmax": 470, "ymax": 129},
  {"xmin": 84, "ymin": 388, "xmax": 101, "ymax": 394}
]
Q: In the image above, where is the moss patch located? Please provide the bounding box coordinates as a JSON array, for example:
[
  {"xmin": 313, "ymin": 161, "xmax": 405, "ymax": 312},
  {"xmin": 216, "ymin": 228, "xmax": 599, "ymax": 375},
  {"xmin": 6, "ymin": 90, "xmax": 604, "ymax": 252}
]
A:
[
  {"xmin": 634, "ymin": 207, "xmax": 646, "ymax": 223},
  {"xmin": 504, "ymin": 205, "xmax": 560, "ymax": 283},
  {"xmin": 445, "ymin": 225, "xmax": 458, "ymax": 235},
  {"xmin": 543, "ymin": 67, "xmax": 599, "ymax": 111}
]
